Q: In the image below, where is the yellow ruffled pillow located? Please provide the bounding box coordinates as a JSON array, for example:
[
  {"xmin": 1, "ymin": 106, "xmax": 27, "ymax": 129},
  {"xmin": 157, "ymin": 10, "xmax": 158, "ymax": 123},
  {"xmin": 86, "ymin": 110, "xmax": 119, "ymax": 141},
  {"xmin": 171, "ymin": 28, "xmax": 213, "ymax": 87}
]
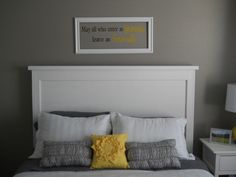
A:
[{"xmin": 91, "ymin": 134, "xmax": 129, "ymax": 169}]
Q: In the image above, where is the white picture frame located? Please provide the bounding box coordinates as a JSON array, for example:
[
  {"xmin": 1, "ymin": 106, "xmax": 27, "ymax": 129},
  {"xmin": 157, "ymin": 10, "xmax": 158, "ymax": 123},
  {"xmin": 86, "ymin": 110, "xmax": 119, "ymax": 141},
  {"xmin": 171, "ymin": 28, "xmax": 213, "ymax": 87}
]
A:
[{"xmin": 74, "ymin": 17, "xmax": 153, "ymax": 54}]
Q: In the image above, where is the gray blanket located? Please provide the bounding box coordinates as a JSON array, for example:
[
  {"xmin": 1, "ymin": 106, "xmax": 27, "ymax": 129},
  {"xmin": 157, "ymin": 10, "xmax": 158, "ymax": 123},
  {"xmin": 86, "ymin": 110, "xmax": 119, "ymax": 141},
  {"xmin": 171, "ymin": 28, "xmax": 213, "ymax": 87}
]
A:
[{"xmin": 15, "ymin": 157, "xmax": 209, "ymax": 175}]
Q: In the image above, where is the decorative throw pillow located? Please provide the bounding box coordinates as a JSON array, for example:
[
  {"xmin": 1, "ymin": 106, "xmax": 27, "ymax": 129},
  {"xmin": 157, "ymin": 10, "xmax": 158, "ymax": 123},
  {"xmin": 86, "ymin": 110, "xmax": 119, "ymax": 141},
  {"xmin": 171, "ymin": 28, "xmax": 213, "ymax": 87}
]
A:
[
  {"xmin": 40, "ymin": 140, "xmax": 92, "ymax": 167},
  {"xmin": 126, "ymin": 139, "xmax": 181, "ymax": 169},
  {"xmin": 91, "ymin": 134, "xmax": 129, "ymax": 169}
]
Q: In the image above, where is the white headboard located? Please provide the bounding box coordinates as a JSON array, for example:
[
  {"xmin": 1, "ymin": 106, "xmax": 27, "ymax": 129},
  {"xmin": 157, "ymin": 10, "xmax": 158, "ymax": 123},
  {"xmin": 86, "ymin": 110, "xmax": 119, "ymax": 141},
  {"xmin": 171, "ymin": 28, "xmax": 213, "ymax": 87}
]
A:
[{"xmin": 28, "ymin": 66, "xmax": 199, "ymax": 152}]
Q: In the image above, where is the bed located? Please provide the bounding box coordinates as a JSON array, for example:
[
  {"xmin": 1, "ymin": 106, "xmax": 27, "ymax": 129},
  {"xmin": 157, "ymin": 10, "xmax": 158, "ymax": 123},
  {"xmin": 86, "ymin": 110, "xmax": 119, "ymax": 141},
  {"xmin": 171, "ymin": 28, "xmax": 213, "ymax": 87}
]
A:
[{"xmin": 13, "ymin": 66, "xmax": 214, "ymax": 177}]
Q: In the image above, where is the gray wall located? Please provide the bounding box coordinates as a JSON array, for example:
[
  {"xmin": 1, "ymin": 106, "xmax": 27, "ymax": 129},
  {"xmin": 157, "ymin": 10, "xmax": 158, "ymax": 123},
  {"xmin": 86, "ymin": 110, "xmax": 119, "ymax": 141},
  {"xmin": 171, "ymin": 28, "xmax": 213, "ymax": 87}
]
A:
[{"xmin": 1, "ymin": 0, "xmax": 236, "ymax": 176}]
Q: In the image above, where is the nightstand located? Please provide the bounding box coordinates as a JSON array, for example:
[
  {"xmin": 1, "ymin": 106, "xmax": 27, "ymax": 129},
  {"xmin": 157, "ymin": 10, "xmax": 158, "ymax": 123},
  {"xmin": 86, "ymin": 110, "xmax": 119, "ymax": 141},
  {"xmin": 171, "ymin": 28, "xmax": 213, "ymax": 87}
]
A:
[{"xmin": 200, "ymin": 138, "xmax": 236, "ymax": 177}]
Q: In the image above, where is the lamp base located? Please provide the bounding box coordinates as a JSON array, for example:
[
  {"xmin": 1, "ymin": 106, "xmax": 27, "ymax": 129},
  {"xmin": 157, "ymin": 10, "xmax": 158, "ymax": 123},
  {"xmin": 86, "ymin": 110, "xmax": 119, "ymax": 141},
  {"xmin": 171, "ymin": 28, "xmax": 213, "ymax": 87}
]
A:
[{"xmin": 233, "ymin": 126, "xmax": 236, "ymax": 143}]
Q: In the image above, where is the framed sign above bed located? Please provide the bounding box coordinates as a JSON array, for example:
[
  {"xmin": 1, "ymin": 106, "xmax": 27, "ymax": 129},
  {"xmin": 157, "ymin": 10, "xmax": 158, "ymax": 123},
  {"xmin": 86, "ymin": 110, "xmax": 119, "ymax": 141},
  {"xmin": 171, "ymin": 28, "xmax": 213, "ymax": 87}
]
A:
[{"xmin": 74, "ymin": 17, "xmax": 153, "ymax": 54}]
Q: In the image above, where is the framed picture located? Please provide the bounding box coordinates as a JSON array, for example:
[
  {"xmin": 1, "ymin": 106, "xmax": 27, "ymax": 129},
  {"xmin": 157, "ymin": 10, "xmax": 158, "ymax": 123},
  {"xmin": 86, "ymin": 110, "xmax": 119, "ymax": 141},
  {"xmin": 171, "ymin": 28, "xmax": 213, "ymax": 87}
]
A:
[
  {"xmin": 210, "ymin": 128, "xmax": 232, "ymax": 144},
  {"xmin": 74, "ymin": 17, "xmax": 153, "ymax": 54}
]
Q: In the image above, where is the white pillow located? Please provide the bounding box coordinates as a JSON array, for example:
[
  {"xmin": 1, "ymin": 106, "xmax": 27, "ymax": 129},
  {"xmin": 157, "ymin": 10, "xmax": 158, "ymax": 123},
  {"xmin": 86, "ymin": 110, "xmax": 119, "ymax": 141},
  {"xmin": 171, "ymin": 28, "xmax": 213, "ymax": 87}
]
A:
[
  {"xmin": 30, "ymin": 112, "xmax": 111, "ymax": 158},
  {"xmin": 111, "ymin": 112, "xmax": 191, "ymax": 159}
]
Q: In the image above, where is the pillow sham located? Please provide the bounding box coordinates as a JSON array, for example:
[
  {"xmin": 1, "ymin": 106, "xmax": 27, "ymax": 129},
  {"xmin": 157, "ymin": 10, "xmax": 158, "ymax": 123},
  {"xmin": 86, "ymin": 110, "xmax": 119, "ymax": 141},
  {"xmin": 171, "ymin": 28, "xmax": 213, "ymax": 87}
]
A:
[
  {"xmin": 34, "ymin": 111, "xmax": 109, "ymax": 130},
  {"xmin": 126, "ymin": 139, "xmax": 181, "ymax": 169},
  {"xmin": 40, "ymin": 140, "xmax": 92, "ymax": 167},
  {"xmin": 30, "ymin": 113, "xmax": 111, "ymax": 159},
  {"xmin": 111, "ymin": 112, "xmax": 191, "ymax": 159},
  {"xmin": 91, "ymin": 134, "xmax": 129, "ymax": 169}
]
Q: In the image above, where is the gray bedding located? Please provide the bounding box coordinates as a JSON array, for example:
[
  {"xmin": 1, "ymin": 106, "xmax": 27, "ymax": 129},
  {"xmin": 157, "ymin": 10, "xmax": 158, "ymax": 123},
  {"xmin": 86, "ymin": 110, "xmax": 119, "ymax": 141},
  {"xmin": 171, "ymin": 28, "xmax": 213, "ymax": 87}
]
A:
[{"xmin": 15, "ymin": 157, "xmax": 209, "ymax": 175}]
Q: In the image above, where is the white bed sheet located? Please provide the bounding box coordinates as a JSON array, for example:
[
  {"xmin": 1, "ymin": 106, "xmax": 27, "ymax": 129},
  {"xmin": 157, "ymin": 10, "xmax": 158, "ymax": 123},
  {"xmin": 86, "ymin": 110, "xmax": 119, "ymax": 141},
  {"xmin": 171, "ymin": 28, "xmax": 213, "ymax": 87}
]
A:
[{"xmin": 14, "ymin": 169, "xmax": 213, "ymax": 177}]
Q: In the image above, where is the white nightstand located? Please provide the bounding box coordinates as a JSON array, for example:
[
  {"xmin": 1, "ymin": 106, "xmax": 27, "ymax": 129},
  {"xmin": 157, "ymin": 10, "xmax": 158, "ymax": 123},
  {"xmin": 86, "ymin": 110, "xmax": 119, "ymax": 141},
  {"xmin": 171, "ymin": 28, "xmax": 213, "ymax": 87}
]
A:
[{"xmin": 200, "ymin": 138, "xmax": 236, "ymax": 177}]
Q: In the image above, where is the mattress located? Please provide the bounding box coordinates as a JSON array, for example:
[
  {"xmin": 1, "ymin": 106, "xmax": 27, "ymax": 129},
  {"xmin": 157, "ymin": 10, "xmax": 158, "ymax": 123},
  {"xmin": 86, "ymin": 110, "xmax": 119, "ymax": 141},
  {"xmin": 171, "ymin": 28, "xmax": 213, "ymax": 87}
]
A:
[{"xmin": 14, "ymin": 169, "xmax": 213, "ymax": 177}]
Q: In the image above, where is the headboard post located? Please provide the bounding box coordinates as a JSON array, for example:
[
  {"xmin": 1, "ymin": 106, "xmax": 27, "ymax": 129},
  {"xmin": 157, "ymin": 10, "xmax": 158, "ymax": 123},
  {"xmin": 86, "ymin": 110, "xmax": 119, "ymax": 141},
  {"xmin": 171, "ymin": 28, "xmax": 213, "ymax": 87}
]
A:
[
  {"xmin": 185, "ymin": 70, "xmax": 196, "ymax": 152},
  {"xmin": 28, "ymin": 66, "xmax": 199, "ymax": 152}
]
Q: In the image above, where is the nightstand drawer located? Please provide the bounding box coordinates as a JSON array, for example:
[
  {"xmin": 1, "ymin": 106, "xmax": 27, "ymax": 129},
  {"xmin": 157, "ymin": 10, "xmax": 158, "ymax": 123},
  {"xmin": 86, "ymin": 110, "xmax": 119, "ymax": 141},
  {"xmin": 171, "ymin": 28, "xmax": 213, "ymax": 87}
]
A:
[{"xmin": 219, "ymin": 156, "xmax": 236, "ymax": 171}]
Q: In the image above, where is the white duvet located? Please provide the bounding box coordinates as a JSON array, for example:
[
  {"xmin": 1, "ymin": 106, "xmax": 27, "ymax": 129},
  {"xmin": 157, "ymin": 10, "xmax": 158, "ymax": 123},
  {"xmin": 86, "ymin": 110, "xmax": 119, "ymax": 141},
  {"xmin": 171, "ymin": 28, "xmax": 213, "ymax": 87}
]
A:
[{"xmin": 14, "ymin": 169, "xmax": 213, "ymax": 177}]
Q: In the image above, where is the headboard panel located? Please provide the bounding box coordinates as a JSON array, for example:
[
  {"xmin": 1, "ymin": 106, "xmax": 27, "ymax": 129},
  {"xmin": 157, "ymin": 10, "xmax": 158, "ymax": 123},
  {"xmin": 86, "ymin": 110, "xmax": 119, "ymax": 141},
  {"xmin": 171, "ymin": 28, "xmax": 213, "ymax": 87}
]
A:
[{"xmin": 28, "ymin": 66, "xmax": 199, "ymax": 152}]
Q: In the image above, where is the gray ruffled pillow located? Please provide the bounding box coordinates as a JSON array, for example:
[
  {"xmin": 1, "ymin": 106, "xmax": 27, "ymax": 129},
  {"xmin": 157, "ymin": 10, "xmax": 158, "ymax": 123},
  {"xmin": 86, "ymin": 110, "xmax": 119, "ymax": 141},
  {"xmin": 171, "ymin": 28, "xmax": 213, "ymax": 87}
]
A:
[
  {"xmin": 40, "ymin": 140, "xmax": 92, "ymax": 167},
  {"xmin": 126, "ymin": 139, "xmax": 181, "ymax": 169}
]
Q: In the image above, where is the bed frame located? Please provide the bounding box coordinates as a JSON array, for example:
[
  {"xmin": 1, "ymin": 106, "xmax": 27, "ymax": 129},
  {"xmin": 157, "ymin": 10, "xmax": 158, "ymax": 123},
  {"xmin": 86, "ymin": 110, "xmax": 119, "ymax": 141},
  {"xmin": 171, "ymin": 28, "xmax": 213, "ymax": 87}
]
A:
[{"xmin": 28, "ymin": 66, "xmax": 199, "ymax": 152}]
